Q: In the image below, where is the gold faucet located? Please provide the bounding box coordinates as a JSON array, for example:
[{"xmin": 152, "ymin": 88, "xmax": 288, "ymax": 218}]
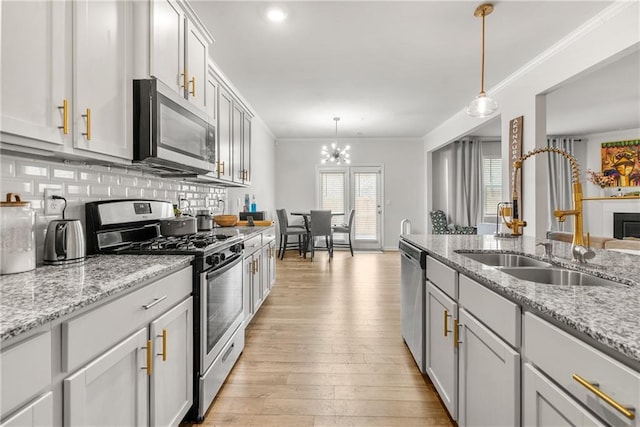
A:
[{"xmin": 510, "ymin": 147, "xmax": 595, "ymax": 263}]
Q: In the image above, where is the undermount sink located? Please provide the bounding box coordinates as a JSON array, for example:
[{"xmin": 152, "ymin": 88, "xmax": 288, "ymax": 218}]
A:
[
  {"xmin": 460, "ymin": 252, "xmax": 552, "ymax": 268},
  {"xmin": 497, "ymin": 267, "xmax": 629, "ymax": 287}
]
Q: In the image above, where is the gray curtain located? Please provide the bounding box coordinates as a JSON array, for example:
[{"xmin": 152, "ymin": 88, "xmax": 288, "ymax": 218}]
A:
[
  {"xmin": 547, "ymin": 137, "xmax": 577, "ymax": 231},
  {"xmin": 446, "ymin": 139, "xmax": 482, "ymax": 227}
]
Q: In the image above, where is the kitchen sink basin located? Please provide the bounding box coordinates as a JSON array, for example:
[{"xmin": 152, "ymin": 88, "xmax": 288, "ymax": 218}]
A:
[
  {"xmin": 497, "ymin": 267, "xmax": 629, "ymax": 287},
  {"xmin": 459, "ymin": 252, "xmax": 552, "ymax": 268}
]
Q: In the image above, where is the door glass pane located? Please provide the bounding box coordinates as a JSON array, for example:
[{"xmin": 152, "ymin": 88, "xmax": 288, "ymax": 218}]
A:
[{"xmin": 353, "ymin": 172, "xmax": 378, "ymax": 240}]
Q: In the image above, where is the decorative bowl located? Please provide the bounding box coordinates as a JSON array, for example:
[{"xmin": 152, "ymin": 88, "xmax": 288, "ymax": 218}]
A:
[{"xmin": 213, "ymin": 215, "xmax": 238, "ymax": 227}]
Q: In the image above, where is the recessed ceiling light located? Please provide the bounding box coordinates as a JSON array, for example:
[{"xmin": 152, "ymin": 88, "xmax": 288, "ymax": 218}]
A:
[{"xmin": 265, "ymin": 7, "xmax": 287, "ymax": 23}]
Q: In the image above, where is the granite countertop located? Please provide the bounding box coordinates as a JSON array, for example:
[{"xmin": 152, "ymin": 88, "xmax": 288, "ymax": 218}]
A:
[
  {"xmin": 213, "ymin": 225, "xmax": 274, "ymax": 239},
  {"xmin": 400, "ymin": 234, "xmax": 640, "ymax": 366},
  {"xmin": 0, "ymin": 255, "xmax": 193, "ymax": 343}
]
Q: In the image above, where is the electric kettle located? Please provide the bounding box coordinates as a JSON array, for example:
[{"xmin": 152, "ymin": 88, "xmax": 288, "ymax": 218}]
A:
[{"xmin": 43, "ymin": 219, "xmax": 86, "ymax": 265}]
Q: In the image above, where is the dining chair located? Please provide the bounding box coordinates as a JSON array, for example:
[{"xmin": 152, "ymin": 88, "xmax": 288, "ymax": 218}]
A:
[
  {"xmin": 309, "ymin": 210, "xmax": 333, "ymax": 262},
  {"xmin": 332, "ymin": 209, "xmax": 355, "ymax": 256},
  {"xmin": 276, "ymin": 209, "xmax": 307, "ymax": 259}
]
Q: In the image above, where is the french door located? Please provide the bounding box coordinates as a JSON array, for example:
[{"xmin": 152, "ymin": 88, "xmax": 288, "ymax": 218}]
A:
[{"xmin": 318, "ymin": 166, "xmax": 383, "ymax": 251}]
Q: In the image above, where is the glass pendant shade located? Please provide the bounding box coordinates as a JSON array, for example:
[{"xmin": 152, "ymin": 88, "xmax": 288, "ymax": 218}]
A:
[{"xmin": 466, "ymin": 93, "xmax": 498, "ymax": 117}]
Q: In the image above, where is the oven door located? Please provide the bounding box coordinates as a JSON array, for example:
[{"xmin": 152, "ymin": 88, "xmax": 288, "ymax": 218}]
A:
[{"xmin": 200, "ymin": 255, "xmax": 244, "ymax": 370}]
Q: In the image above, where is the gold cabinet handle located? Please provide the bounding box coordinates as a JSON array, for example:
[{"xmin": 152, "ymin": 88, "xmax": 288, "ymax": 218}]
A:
[
  {"xmin": 143, "ymin": 340, "xmax": 152, "ymax": 376},
  {"xmin": 81, "ymin": 108, "xmax": 91, "ymax": 140},
  {"xmin": 454, "ymin": 319, "xmax": 461, "ymax": 348},
  {"xmin": 157, "ymin": 329, "xmax": 167, "ymax": 362},
  {"xmin": 444, "ymin": 310, "xmax": 450, "ymax": 337},
  {"xmin": 189, "ymin": 76, "xmax": 196, "ymax": 96},
  {"xmin": 182, "ymin": 71, "xmax": 188, "ymax": 90},
  {"xmin": 218, "ymin": 161, "xmax": 225, "ymax": 175},
  {"xmin": 573, "ymin": 374, "xmax": 635, "ymax": 420},
  {"xmin": 58, "ymin": 99, "xmax": 69, "ymax": 134}
]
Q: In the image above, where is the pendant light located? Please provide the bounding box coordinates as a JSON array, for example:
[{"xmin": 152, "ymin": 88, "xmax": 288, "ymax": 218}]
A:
[
  {"xmin": 321, "ymin": 117, "xmax": 351, "ymax": 164},
  {"xmin": 466, "ymin": 3, "xmax": 498, "ymax": 118}
]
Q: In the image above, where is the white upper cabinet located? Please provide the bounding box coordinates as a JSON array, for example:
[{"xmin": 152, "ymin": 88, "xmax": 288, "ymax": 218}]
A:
[
  {"xmin": 73, "ymin": 0, "xmax": 133, "ymax": 160},
  {"xmin": 186, "ymin": 19, "xmax": 208, "ymax": 111},
  {"xmin": 150, "ymin": 0, "xmax": 185, "ymax": 94},
  {"xmin": 1, "ymin": 1, "xmax": 67, "ymax": 146},
  {"xmin": 145, "ymin": 0, "xmax": 212, "ymax": 112}
]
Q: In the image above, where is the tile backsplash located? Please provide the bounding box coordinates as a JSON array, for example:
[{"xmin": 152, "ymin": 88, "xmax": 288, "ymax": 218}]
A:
[{"xmin": 0, "ymin": 154, "xmax": 227, "ymax": 265}]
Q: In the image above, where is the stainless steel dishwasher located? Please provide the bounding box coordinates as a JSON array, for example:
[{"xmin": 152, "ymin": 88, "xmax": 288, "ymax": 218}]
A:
[{"xmin": 399, "ymin": 238, "xmax": 427, "ymax": 373}]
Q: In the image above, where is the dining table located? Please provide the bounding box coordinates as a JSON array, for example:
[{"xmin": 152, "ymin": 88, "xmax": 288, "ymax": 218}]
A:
[{"xmin": 290, "ymin": 211, "xmax": 345, "ymax": 255}]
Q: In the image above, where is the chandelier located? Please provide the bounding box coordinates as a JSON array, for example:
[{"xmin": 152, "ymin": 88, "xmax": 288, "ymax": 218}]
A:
[
  {"xmin": 321, "ymin": 117, "xmax": 351, "ymax": 164},
  {"xmin": 466, "ymin": 3, "xmax": 498, "ymax": 118}
]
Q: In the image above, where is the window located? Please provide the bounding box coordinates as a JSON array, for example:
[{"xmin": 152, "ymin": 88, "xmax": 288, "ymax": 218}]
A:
[
  {"xmin": 319, "ymin": 171, "xmax": 346, "ymax": 215},
  {"xmin": 482, "ymin": 156, "xmax": 502, "ymax": 222}
]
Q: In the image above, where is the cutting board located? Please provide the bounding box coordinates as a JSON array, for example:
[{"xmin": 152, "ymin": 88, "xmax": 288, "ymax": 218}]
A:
[{"xmin": 236, "ymin": 220, "xmax": 273, "ymax": 226}]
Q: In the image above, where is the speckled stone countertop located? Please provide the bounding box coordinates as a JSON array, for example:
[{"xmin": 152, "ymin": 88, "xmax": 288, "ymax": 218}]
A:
[
  {"xmin": 0, "ymin": 255, "xmax": 193, "ymax": 343},
  {"xmin": 212, "ymin": 225, "xmax": 274, "ymax": 238},
  {"xmin": 400, "ymin": 234, "xmax": 640, "ymax": 366}
]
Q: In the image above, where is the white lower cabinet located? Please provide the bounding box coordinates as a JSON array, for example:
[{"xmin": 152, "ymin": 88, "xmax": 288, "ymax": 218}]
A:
[
  {"xmin": 150, "ymin": 297, "xmax": 194, "ymax": 426},
  {"xmin": 523, "ymin": 364, "xmax": 604, "ymax": 427},
  {"xmin": 425, "ymin": 281, "xmax": 458, "ymax": 419},
  {"xmin": 0, "ymin": 392, "xmax": 53, "ymax": 427},
  {"xmin": 63, "ymin": 266, "xmax": 193, "ymax": 427},
  {"xmin": 243, "ymin": 230, "xmax": 276, "ymax": 326},
  {"xmin": 64, "ymin": 328, "xmax": 149, "ymax": 426},
  {"xmin": 457, "ymin": 308, "xmax": 520, "ymax": 427}
]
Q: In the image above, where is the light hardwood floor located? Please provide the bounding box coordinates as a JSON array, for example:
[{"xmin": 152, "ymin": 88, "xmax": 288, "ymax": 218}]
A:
[{"xmin": 195, "ymin": 251, "xmax": 453, "ymax": 426}]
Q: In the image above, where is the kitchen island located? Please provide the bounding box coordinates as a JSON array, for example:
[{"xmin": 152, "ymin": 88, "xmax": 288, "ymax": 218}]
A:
[{"xmin": 401, "ymin": 233, "xmax": 640, "ymax": 426}]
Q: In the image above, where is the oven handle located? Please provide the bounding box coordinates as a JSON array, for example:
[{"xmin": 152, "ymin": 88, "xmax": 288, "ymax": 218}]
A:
[{"xmin": 205, "ymin": 254, "xmax": 242, "ymax": 280}]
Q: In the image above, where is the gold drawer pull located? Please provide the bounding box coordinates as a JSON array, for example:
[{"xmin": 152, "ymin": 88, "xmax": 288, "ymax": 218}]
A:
[
  {"xmin": 454, "ymin": 319, "xmax": 461, "ymax": 348},
  {"xmin": 82, "ymin": 108, "xmax": 91, "ymax": 140},
  {"xmin": 58, "ymin": 99, "xmax": 69, "ymax": 134},
  {"xmin": 573, "ymin": 374, "xmax": 635, "ymax": 420}
]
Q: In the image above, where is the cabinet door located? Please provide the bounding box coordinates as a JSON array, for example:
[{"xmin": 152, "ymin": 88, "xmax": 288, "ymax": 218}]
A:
[
  {"xmin": 149, "ymin": 297, "xmax": 193, "ymax": 427},
  {"xmin": 268, "ymin": 241, "xmax": 276, "ymax": 289},
  {"xmin": 73, "ymin": 0, "xmax": 132, "ymax": 159},
  {"xmin": 261, "ymin": 244, "xmax": 271, "ymax": 298},
  {"xmin": 217, "ymin": 87, "xmax": 233, "ymax": 181},
  {"xmin": 1, "ymin": 0, "xmax": 67, "ymax": 146},
  {"xmin": 252, "ymin": 251, "xmax": 263, "ymax": 312},
  {"xmin": 206, "ymin": 72, "xmax": 218, "ymax": 122},
  {"xmin": 185, "ymin": 21, "xmax": 208, "ymax": 111},
  {"xmin": 523, "ymin": 364, "xmax": 604, "ymax": 427},
  {"xmin": 243, "ymin": 256, "xmax": 254, "ymax": 324},
  {"xmin": 242, "ymin": 115, "xmax": 252, "ymax": 184},
  {"xmin": 150, "ymin": 0, "xmax": 184, "ymax": 95},
  {"xmin": 64, "ymin": 328, "xmax": 149, "ymax": 426},
  {"xmin": 425, "ymin": 281, "xmax": 457, "ymax": 420},
  {"xmin": 232, "ymin": 104, "xmax": 244, "ymax": 183},
  {"xmin": 457, "ymin": 308, "xmax": 520, "ymax": 427},
  {"xmin": 0, "ymin": 392, "xmax": 53, "ymax": 427}
]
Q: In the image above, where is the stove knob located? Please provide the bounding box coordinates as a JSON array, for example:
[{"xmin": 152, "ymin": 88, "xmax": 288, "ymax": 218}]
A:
[
  {"xmin": 232, "ymin": 243, "xmax": 243, "ymax": 253},
  {"xmin": 219, "ymin": 253, "xmax": 226, "ymax": 262},
  {"xmin": 211, "ymin": 254, "xmax": 221, "ymax": 266}
]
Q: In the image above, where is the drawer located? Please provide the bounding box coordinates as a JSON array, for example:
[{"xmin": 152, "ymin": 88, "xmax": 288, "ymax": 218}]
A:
[
  {"xmin": 262, "ymin": 227, "xmax": 276, "ymax": 244},
  {"xmin": 426, "ymin": 256, "xmax": 457, "ymax": 299},
  {"xmin": 244, "ymin": 234, "xmax": 262, "ymax": 256},
  {"xmin": 525, "ymin": 313, "xmax": 640, "ymax": 425},
  {"xmin": 459, "ymin": 275, "xmax": 520, "ymax": 348},
  {"xmin": 0, "ymin": 392, "xmax": 53, "ymax": 427},
  {"xmin": 62, "ymin": 266, "xmax": 192, "ymax": 372},
  {"xmin": 0, "ymin": 332, "xmax": 51, "ymax": 417},
  {"xmin": 200, "ymin": 325, "xmax": 244, "ymax": 413}
]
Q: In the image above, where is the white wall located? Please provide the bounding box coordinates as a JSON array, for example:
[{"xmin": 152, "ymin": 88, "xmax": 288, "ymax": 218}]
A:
[
  {"xmin": 580, "ymin": 128, "xmax": 640, "ymax": 237},
  {"xmin": 275, "ymin": 138, "xmax": 425, "ymax": 250},
  {"xmin": 423, "ymin": 2, "xmax": 639, "ymax": 239},
  {"xmin": 227, "ymin": 117, "xmax": 277, "ymax": 219}
]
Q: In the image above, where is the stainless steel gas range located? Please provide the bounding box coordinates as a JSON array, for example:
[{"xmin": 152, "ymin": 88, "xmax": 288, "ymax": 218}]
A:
[{"xmin": 85, "ymin": 199, "xmax": 245, "ymax": 422}]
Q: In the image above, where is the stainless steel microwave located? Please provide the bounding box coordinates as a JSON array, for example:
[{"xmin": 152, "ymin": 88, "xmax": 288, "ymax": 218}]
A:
[{"xmin": 133, "ymin": 78, "xmax": 215, "ymax": 176}]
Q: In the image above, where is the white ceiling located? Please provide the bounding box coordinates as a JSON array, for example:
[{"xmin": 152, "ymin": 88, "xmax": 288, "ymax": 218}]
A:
[{"xmin": 191, "ymin": 1, "xmax": 638, "ymax": 140}]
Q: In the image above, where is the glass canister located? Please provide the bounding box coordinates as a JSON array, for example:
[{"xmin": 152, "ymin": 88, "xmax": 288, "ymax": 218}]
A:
[{"xmin": 0, "ymin": 193, "xmax": 36, "ymax": 274}]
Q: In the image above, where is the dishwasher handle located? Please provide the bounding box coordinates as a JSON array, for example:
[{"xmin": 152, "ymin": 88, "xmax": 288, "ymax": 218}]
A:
[{"xmin": 399, "ymin": 239, "xmax": 426, "ymax": 269}]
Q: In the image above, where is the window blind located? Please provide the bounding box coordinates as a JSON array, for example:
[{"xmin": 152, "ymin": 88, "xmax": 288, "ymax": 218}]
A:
[{"xmin": 482, "ymin": 157, "xmax": 502, "ymax": 220}]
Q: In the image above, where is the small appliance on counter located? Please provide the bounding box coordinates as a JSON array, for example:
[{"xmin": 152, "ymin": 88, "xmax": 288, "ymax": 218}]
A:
[
  {"xmin": 0, "ymin": 193, "xmax": 36, "ymax": 274},
  {"xmin": 43, "ymin": 219, "xmax": 86, "ymax": 265}
]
